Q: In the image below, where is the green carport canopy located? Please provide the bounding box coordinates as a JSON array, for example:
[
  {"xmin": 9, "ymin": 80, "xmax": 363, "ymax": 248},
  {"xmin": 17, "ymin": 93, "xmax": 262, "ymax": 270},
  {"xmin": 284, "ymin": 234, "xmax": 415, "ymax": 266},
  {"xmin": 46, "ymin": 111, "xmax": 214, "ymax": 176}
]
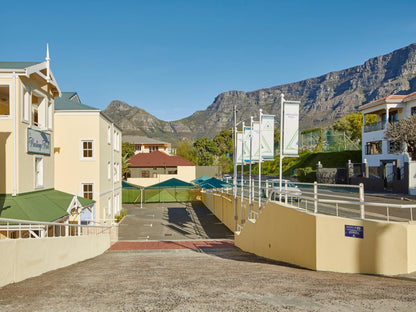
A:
[
  {"xmin": 0, "ymin": 189, "xmax": 95, "ymax": 223},
  {"xmin": 144, "ymin": 178, "xmax": 197, "ymax": 203}
]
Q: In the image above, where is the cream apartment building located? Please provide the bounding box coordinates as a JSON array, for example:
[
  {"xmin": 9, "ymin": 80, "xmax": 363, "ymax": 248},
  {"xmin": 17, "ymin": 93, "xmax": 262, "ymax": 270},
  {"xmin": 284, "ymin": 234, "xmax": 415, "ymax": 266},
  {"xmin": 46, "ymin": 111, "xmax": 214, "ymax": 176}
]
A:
[
  {"xmin": 0, "ymin": 54, "xmax": 94, "ymax": 223},
  {"xmin": 54, "ymin": 92, "xmax": 122, "ymax": 224}
]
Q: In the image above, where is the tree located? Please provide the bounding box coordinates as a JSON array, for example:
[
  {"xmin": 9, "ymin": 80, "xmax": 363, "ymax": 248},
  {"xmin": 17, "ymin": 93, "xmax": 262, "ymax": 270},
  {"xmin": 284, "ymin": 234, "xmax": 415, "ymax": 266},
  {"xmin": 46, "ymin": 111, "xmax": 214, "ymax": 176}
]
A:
[
  {"xmin": 213, "ymin": 129, "xmax": 233, "ymax": 156},
  {"xmin": 384, "ymin": 115, "xmax": 416, "ymax": 160},
  {"xmin": 193, "ymin": 137, "xmax": 219, "ymax": 166},
  {"xmin": 331, "ymin": 112, "xmax": 377, "ymax": 142},
  {"xmin": 122, "ymin": 154, "xmax": 131, "ymax": 180},
  {"xmin": 175, "ymin": 140, "xmax": 197, "ymax": 163},
  {"xmin": 122, "ymin": 142, "xmax": 135, "ymax": 159}
]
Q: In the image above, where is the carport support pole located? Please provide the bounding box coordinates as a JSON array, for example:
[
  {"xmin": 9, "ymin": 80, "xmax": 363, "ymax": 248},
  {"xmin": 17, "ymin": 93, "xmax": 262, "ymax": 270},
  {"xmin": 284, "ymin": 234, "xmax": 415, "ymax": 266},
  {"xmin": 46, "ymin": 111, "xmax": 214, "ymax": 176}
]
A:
[
  {"xmin": 314, "ymin": 182, "xmax": 318, "ymax": 213},
  {"xmin": 241, "ymin": 122, "xmax": 245, "ymax": 225},
  {"xmin": 359, "ymin": 183, "xmax": 365, "ymax": 219},
  {"xmin": 140, "ymin": 188, "xmax": 143, "ymax": 209}
]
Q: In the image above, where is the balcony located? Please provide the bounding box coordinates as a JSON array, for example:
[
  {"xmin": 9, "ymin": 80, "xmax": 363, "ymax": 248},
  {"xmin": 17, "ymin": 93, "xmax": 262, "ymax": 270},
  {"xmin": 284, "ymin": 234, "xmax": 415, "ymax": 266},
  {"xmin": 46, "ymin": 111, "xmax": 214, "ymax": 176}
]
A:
[{"xmin": 364, "ymin": 121, "xmax": 385, "ymax": 133}]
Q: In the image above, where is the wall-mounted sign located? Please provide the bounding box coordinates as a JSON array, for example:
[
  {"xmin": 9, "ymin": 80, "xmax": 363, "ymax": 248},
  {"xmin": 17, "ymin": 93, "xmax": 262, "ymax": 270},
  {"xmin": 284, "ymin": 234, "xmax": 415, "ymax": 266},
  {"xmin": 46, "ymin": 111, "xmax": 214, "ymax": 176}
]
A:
[
  {"xmin": 345, "ymin": 225, "xmax": 364, "ymax": 239},
  {"xmin": 27, "ymin": 128, "xmax": 51, "ymax": 155}
]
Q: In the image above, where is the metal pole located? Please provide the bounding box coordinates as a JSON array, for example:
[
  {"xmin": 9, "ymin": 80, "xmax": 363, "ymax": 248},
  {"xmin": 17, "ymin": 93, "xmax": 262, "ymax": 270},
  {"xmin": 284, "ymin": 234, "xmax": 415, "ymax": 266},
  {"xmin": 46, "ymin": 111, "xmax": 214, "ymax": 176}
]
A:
[
  {"xmin": 258, "ymin": 109, "xmax": 263, "ymax": 209},
  {"xmin": 314, "ymin": 181, "xmax": 318, "ymax": 213},
  {"xmin": 140, "ymin": 188, "xmax": 143, "ymax": 209},
  {"xmin": 249, "ymin": 116, "xmax": 253, "ymax": 214},
  {"xmin": 233, "ymin": 106, "xmax": 238, "ymax": 231},
  {"xmin": 241, "ymin": 122, "xmax": 245, "ymax": 224},
  {"xmin": 359, "ymin": 183, "xmax": 365, "ymax": 219},
  {"xmin": 279, "ymin": 94, "xmax": 284, "ymax": 193}
]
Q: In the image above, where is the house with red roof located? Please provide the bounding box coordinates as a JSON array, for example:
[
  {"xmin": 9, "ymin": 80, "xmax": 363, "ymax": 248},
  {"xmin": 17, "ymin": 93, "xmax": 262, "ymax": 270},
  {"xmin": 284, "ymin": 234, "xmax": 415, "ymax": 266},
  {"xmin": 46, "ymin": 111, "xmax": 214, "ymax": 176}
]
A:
[
  {"xmin": 359, "ymin": 92, "xmax": 416, "ymax": 194},
  {"xmin": 127, "ymin": 151, "xmax": 196, "ymax": 187}
]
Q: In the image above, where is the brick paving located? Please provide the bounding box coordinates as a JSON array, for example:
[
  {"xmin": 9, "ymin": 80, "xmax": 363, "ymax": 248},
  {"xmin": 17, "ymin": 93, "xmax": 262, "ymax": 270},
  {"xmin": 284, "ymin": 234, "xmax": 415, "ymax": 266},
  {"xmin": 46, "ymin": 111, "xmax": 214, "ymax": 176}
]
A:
[{"xmin": 109, "ymin": 239, "xmax": 236, "ymax": 251}]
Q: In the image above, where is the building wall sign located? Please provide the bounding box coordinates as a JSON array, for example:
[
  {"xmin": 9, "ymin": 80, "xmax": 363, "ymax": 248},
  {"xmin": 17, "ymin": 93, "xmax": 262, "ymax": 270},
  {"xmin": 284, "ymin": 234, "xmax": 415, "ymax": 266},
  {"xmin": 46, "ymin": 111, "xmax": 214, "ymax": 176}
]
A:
[
  {"xmin": 27, "ymin": 128, "xmax": 51, "ymax": 155},
  {"xmin": 345, "ymin": 225, "xmax": 364, "ymax": 239}
]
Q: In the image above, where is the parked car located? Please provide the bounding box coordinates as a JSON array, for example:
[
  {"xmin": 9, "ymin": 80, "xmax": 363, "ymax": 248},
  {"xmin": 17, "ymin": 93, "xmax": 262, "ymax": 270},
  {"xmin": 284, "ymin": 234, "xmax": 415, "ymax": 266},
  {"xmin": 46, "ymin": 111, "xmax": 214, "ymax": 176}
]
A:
[{"xmin": 267, "ymin": 179, "xmax": 302, "ymax": 201}]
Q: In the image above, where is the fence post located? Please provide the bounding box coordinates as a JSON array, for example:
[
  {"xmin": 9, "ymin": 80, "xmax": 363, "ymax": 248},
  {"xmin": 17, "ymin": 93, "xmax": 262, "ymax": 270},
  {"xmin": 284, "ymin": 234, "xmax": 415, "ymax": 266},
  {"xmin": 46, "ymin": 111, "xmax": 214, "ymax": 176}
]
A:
[
  {"xmin": 314, "ymin": 181, "xmax": 318, "ymax": 213},
  {"xmin": 285, "ymin": 182, "xmax": 288, "ymax": 204},
  {"xmin": 359, "ymin": 183, "xmax": 365, "ymax": 219},
  {"xmin": 266, "ymin": 180, "xmax": 269, "ymax": 199}
]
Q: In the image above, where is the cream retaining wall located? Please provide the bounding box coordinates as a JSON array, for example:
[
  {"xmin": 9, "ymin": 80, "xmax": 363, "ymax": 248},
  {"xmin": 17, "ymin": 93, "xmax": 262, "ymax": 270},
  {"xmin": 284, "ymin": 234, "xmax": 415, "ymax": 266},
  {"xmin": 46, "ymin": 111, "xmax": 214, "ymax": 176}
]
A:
[
  {"xmin": 202, "ymin": 192, "xmax": 416, "ymax": 275},
  {"xmin": 0, "ymin": 234, "xmax": 111, "ymax": 288}
]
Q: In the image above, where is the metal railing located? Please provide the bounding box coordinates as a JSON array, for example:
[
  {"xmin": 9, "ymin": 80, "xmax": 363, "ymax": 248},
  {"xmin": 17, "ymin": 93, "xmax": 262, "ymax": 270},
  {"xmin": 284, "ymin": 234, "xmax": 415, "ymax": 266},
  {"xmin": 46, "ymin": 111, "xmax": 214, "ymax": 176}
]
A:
[
  {"xmin": 364, "ymin": 121, "xmax": 385, "ymax": 133},
  {"xmin": 0, "ymin": 218, "xmax": 115, "ymax": 240},
  {"xmin": 221, "ymin": 178, "xmax": 416, "ymax": 223}
]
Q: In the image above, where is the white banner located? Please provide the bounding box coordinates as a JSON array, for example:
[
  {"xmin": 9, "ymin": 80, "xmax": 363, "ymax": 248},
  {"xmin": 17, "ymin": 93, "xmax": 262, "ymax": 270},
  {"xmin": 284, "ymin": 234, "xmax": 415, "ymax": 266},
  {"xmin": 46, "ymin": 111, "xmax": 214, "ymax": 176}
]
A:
[
  {"xmin": 243, "ymin": 126, "xmax": 252, "ymax": 163},
  {"xmin": 283, "ymin": 102, "xmax": 299, "ymax": 156},
  {"xmin": 261, "ymin": 115, "xmax": 274, "ymax": 159},
  {"xmin": 251, "ymin": 122, "xmax": 260, "ymax": 162},
  {"xmin": 236, "ymin": 131, "xmax": 243, "ymax": 163}
]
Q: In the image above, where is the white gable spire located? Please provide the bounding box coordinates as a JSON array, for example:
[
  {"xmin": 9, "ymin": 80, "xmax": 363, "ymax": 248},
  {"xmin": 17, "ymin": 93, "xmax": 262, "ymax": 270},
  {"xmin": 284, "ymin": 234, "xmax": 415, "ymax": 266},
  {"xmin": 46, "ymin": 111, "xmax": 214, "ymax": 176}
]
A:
[{"xmin": 46, "ymin": 43, "xmax": 50, "ymax": 83}]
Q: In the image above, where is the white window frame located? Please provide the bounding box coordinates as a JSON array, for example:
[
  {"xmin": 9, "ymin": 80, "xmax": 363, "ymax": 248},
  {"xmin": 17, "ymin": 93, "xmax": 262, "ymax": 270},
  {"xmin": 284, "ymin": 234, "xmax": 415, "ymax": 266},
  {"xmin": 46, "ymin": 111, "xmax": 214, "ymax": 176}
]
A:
[
  {"xmin": 31, "ymin": 90, "xmax": 47, "ymax": 129},
  {"xmin": 0, "ymin": 84, "xmax": 11, "ymax": 118},
  {"xmin": 107, "ymin": 197, "xmax": 112, "ymax": 216},
  {"xmin": 34, "ymin": 156, "xmax": 44, "ymax": 189},
  {"xmin": 48, "ymin": 99, "xmax": 53, "ymax": 130},
  {"xmin": 22, "ymin": 85, "xmax": 30, "ymax": 123},
  {"xmin": 80, "ymin": 139, "xmax": 95, "ymax": 161},
  {"xmin": 108, "ymin": 161, "xmax": 111, "ymax": 180},
  {"xmin": 107, "ymin": 126, "xmax": 111, "ymax": 145},
  {"xmin": 81, "ymin": 182, "xmax": 94, "ymax": 200}
]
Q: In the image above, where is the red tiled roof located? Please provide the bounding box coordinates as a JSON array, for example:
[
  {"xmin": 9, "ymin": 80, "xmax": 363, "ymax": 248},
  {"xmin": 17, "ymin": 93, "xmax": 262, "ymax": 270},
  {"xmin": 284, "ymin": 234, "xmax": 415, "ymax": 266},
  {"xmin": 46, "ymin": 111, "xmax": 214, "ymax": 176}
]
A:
[
  {"xmin": 359, "ymin": 92, "xmax": 416, "ymax": 110},
  {"xmin": 128, "ymin": 151, "xmax": 195, "ymax": 167}
]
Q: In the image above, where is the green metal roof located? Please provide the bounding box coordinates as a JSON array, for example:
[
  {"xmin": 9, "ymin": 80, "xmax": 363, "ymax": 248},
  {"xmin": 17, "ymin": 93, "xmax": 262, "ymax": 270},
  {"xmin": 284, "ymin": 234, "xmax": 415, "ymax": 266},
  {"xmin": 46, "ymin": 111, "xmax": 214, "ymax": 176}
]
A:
[
  {"xmin": 0, "ymin": 189, "xmax": 95, "ymax": 223},
  {"xmin": 145, "ymin": 178, "xmax": 196, "ymax": 189},
  {"xmin": 197, "ymin": 177, "xmax": 233, "ymax": 189},
  {"xmin": 55, "ymin": 93, "xmax": 99, "ymax": 111},
  {"xmin": 0, "ymin": 62, "xmax": 42, "ymax": 70}
]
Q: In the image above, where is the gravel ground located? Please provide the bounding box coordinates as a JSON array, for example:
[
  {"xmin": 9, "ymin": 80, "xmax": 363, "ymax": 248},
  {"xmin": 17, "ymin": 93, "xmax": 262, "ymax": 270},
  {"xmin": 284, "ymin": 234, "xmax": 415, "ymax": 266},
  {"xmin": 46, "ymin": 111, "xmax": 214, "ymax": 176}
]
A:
[{"xmin": 0, "ymin": 248, "xmax": 415, "ymax": 312}]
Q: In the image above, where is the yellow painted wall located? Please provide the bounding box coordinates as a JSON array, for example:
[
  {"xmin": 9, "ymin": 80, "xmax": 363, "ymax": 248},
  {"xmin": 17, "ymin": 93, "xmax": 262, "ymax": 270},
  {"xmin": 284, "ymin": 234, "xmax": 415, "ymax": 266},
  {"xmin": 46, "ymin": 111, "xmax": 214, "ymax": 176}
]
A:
[
  {"xmin": 202, "ymin": 192, "xmax": 416, "ymax": 275},
  {"xmin": 0, "ymin": 234, "xmax": 111, "ymax": 288},
  {"xmin": 0, "ymin": 76, "xmax": 55, "ymax": 194},
  {"xmin": 54, "ymin": 112, "xmax": 122, "ymax": 222}
]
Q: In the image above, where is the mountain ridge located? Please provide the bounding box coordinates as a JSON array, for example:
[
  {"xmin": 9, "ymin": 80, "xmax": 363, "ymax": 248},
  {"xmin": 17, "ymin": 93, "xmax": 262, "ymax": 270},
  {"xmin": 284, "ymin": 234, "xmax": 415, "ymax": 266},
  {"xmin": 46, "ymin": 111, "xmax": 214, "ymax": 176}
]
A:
[{"xmin": 104, "ymin": 42, "xmax": 416, "ymax": 142}]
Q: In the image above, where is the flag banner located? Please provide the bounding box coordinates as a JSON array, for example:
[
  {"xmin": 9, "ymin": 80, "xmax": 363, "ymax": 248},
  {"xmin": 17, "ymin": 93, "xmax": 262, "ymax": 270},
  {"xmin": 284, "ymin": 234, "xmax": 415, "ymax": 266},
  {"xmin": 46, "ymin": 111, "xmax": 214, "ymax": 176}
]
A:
[
  {"xmin": 251, "ymin": 121, "xmax": 260, "ymax": 162},
  {"xmin": 283, "ymin": 102, "xmax": 299, "ymax": 156},
  {"xmin": 243, "ymin": 126, "xmax": 252, "ymax": 163},
  {"xmin": 236, "ymin": 131, "xmax": 243, "ymax": 163},
  {"xmin": 261, "ymin": 115, "xmax": 275, "ymax": 159}
]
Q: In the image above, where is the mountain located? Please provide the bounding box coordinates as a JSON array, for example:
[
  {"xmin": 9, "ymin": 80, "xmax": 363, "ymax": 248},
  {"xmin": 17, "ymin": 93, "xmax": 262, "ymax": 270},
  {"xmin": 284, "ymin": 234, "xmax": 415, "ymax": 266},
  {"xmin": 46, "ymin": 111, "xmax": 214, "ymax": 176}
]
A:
[{"xmin": 104, "ymin": 43, "xmax": 416, "ymax": 142}]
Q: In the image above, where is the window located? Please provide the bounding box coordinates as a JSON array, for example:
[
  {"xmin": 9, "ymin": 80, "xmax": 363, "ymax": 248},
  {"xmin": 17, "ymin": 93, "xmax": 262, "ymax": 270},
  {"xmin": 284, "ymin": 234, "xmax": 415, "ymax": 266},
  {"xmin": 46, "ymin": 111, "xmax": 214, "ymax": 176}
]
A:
[
  {"xmin": 152, "ymin": 172, "xmax": 157, "ymax": 178},
  {"xmin": 114, "ymin": 131, "xmax": 120, "ymax": 151},
  {"xmin": 35, "ymin": 157, "xmax": 44, "ymax": 188},
  {"xmin": 107, "ymin": 126, "xmax": 111, "ymax": 144},
  {"xmin": 81, "ymin": 140, "xmax": 94, "ymax": 159},
  {"xmin": 168, "ymin": 169, "xmax": 177, "ymax": 174},
  {"xmin": 48, "ymin": 100, "xmax": 53, "ymax": 130},
  {"xmin": 149, "ymin": 146, "xmax": 159, "ymax": 152},
  {"xmin": 22, "ymin": 86, "xmax": 30, "ymax": 122},
  {"xmin": 141, "ymin": 170, "xmax": 150, "ymax": 178},
  {"xmin": 365, "ymin": 141, "xmax": 382, "ymax": 155},
  {"xmin": 108, "ymin": 161, "xmax": 111, "ymax": 180},
  {"xmin": 389, "ymin": 111, "xmax": 399, "ymax": 123},
  {"xmin": 113, "ymin": 162, "xmax": 120, "ymax": 182},
  {"xmin": 31, "ymin": 93, "xmax": 46, "ymax": 128},
  {"xmin": 82, "ymin": 183, "xmax": 94, "ymax": 200},
  {"xmin": 108, "ymin": 197, "xmax": 112, "ymax": 216},
  {"xmin": 0, "ymin": 85, "xmax": 10, "ymax": 116},
  {"xmin": 135, "ymin": 144, "xmax": 141, "ymax": 151},
  {"xmin": 389, "ymin": 141, "xmax": 402, "ymax": 154},
  {"xmin": 411, "ymin": 107, "xmax": 416, "ymax": 115}
]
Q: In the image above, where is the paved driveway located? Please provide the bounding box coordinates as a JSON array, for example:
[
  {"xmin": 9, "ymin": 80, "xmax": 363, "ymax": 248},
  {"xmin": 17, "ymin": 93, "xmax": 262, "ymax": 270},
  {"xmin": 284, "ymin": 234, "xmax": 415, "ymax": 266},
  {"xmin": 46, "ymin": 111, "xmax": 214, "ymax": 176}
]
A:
[{"xmin": 118, "ymin": 202, "xmax": 234, "ymax": 241}]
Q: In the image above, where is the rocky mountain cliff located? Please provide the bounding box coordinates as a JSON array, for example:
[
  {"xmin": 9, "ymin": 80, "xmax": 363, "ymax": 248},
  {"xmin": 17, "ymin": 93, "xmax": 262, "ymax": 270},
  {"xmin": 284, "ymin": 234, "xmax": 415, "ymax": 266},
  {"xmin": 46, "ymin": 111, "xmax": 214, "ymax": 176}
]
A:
[{"xmin": 104, "ymin": 43, "xmax": 416, "ymax": 142}]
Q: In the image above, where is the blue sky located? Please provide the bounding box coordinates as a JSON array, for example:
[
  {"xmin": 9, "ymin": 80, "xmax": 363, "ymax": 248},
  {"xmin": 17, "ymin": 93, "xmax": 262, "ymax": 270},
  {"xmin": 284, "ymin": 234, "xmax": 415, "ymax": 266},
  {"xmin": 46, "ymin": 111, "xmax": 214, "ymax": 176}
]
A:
[{"xmin": 1, "ymin": 0, "xmax": 416, "ymax": 121}]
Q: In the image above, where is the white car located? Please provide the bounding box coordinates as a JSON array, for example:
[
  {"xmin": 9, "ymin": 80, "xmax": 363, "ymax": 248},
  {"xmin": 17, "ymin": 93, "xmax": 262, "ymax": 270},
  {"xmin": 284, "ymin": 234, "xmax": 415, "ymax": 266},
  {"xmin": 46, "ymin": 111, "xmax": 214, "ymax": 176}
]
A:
[{"xmin": 267, "ymin": 179, "xmax": 302, "ymax": 201}]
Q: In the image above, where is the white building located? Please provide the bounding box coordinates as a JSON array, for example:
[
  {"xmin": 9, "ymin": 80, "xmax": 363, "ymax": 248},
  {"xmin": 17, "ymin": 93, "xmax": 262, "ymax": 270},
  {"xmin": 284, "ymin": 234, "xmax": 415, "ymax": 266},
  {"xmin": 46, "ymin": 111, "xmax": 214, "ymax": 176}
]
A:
[{"xmin": 359, "ymin": 92, "xmax": 416, "ymax": 194}]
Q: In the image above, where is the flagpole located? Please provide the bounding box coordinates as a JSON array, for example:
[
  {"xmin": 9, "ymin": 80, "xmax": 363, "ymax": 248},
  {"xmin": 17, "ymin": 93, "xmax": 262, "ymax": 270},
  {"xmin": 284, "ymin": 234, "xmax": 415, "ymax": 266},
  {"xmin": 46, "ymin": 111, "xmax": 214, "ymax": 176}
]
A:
[
  {"xmin": 279, "ymin": 94, "xmax": 284, "ymax": 193},
  {"xmin": 241, "ymin": 121, "xmax": 245, "ymax": 224},
  {"xmin": 249, "ymin": 116, "xmax": 253, "ymax": 216},
  {"xmin": 258, "ymin": 109, "xmax": 262, "ymax": 209},
  {"xmin": 233, "ymin": 105, "xmax": 237, "ymax": 231}
]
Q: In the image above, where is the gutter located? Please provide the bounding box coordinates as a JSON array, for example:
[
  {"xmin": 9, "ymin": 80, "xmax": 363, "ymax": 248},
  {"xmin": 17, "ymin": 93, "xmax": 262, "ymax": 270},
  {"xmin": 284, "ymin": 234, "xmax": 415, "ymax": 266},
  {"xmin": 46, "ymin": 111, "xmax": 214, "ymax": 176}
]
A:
[{"xmin": 12, "ymin": 72, "xmax": 17, "ymax": 196}]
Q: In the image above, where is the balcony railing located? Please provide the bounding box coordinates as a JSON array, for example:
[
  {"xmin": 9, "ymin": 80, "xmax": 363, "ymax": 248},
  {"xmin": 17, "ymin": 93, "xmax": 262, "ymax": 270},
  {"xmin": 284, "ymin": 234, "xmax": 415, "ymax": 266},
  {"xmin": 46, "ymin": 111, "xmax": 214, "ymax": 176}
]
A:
[{"xmin": 364, "ymin": 121, "xmax": 385, "ymax": 133}]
